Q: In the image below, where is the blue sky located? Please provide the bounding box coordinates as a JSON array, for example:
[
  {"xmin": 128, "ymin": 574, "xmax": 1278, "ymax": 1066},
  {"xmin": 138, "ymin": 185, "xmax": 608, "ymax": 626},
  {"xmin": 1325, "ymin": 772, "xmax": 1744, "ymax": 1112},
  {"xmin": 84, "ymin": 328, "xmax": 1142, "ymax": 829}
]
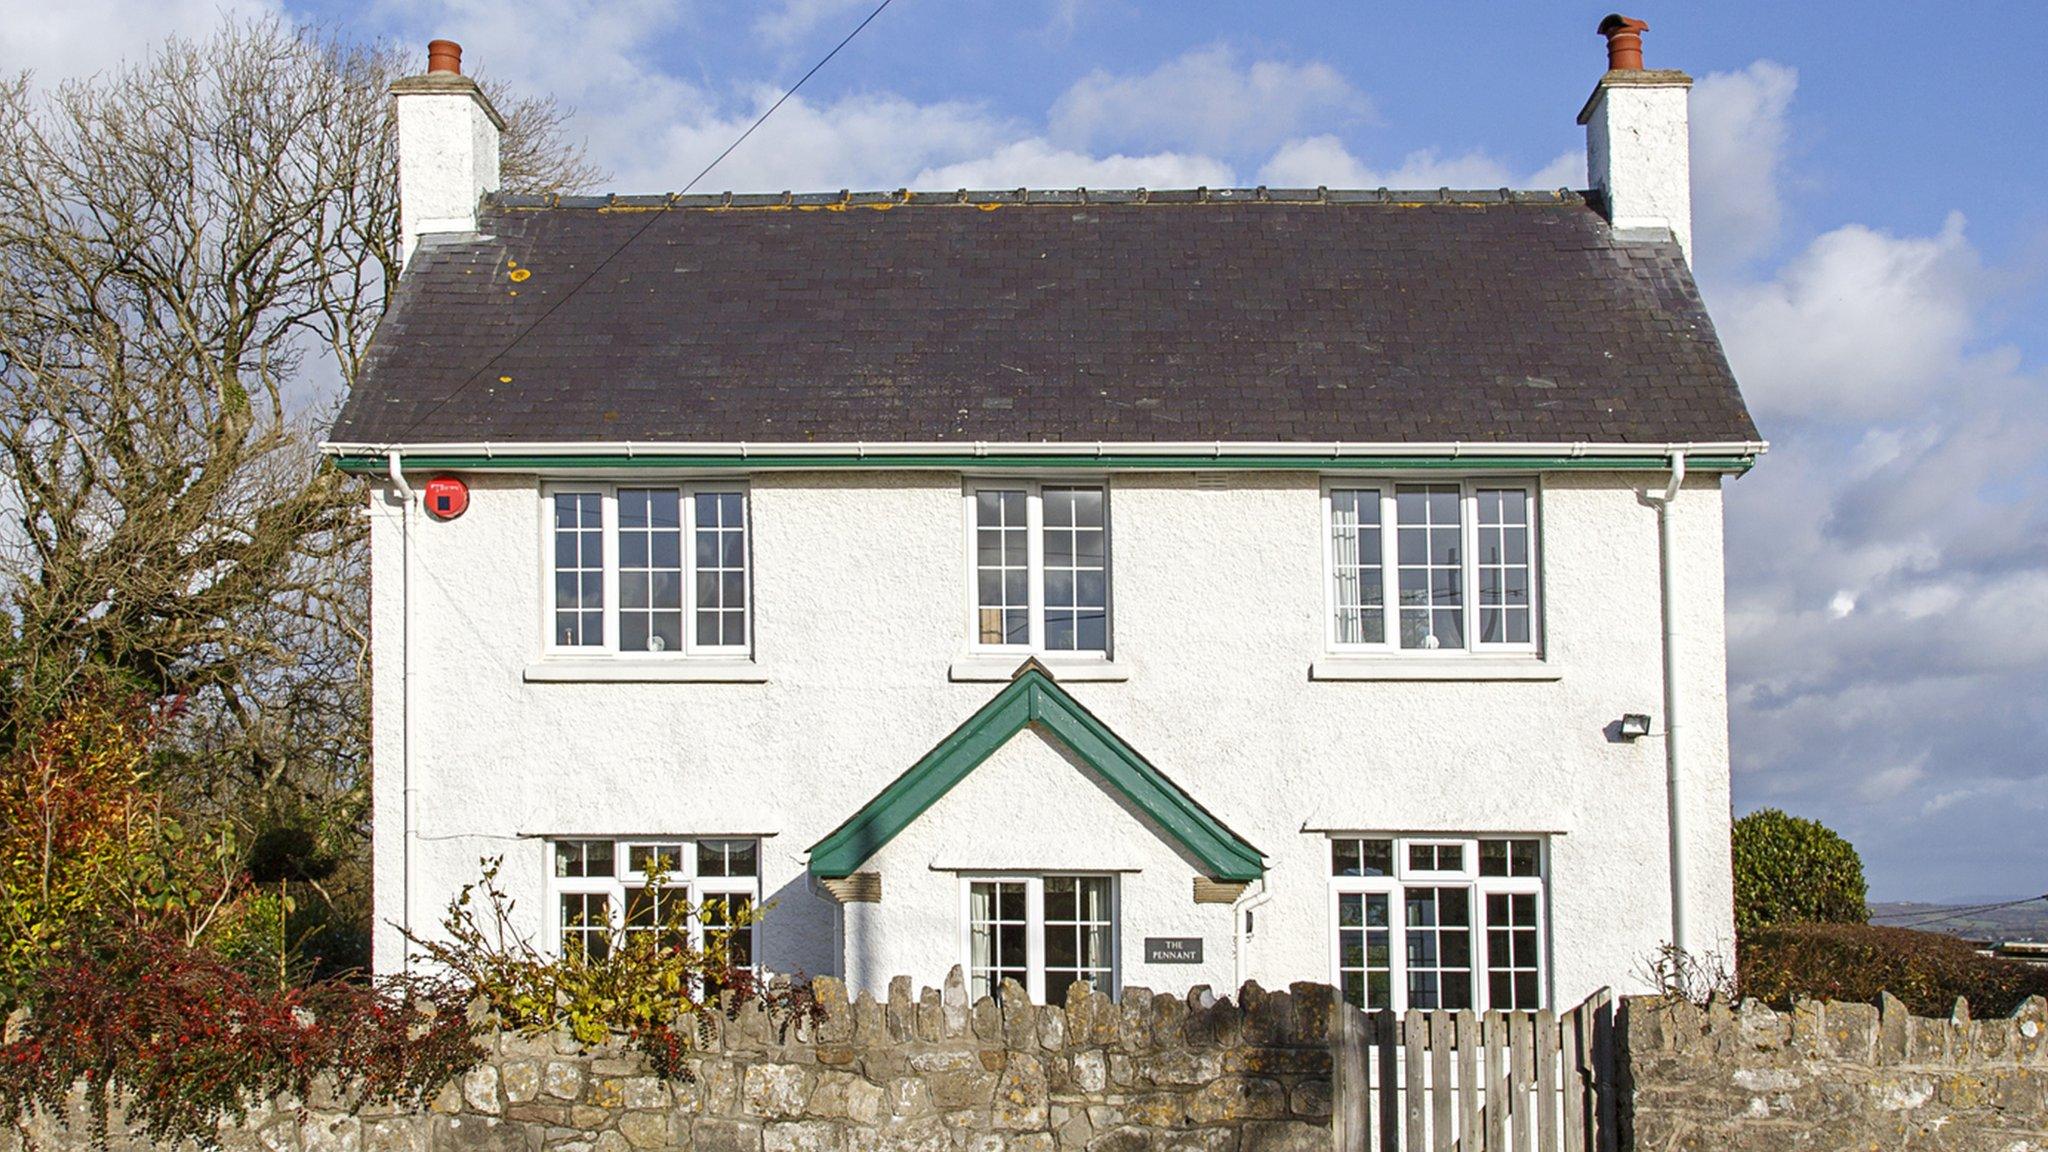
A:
[{"xmin": 6, "ymin": 1, "xmax": 2044, "ymax": 902}]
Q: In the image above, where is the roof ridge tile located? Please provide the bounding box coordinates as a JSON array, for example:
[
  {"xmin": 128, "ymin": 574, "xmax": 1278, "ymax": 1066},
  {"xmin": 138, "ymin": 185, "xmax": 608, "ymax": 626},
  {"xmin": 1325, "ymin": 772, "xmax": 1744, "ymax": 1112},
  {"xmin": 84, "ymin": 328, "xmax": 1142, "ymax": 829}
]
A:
[{"xmin": 483, "ymin": 186, "xmax": 1588, "ymax": 212}]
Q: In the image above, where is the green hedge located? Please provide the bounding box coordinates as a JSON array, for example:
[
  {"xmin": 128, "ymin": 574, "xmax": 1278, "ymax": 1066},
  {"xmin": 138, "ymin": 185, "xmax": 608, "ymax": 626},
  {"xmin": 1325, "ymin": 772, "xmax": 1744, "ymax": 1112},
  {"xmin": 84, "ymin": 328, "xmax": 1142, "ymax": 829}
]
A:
[
  {"xmin": 1739, "ymin": 922, "xmax": 2048, "ymax": 1017},
  {"xmin": 1732, "ymin": 808, "xmax": 1868, "ymax": 934}
]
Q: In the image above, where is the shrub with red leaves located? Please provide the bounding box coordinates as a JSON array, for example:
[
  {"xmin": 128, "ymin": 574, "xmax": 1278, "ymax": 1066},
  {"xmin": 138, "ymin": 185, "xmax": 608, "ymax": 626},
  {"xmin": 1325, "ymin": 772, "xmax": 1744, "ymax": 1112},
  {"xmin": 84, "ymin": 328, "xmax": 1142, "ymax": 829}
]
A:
[
  {"xmin": 1740, "ymin": 922, "xmax": 2048, "ymax": 1017},
  {"xmin": 0, "ymin": 929, "xmax": 482, "ymax": 1149}
]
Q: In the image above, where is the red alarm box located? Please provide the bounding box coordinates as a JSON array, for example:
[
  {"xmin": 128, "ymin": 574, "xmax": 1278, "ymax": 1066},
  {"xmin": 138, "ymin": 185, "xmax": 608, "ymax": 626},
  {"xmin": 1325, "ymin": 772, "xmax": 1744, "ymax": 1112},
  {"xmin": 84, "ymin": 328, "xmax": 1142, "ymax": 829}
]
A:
[{"xmin": 423, "ymin": 475, "xmax": 469, "ymax": 521}]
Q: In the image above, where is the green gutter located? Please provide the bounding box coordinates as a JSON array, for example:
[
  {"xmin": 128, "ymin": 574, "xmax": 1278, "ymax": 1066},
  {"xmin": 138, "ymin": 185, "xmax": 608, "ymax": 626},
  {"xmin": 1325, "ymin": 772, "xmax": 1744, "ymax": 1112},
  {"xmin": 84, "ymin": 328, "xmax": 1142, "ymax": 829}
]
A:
[{"xmin": 335, "ymin": 452, "xmax": 1758, "ymax": 475}]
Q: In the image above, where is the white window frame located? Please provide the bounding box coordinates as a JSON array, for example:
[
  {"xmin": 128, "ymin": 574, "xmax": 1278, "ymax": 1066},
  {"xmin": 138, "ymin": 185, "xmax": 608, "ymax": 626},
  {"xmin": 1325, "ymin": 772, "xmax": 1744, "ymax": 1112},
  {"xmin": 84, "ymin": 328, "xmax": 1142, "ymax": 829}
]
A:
[
  {"xmin": 539, "ymin": 483, "xmax": 753, "ymax": 659},
  {"xmin": 1320, "ymin": 478, "xmax": 1541, "ymax": 657},
  {"xmin": 957, "ymin": 873, "xmax": 1119, "ymax": 1002},
  {"xmin": 542, "ymin": 836, "xmax": 762, "ymax": 966},
  {"xmin": 1327, "ymin": 834, "xmax": 1549, "ymax": 1013},
  {"xmin": 961, "ymin": 480, "xmax": 1112, "ymax": 660}
]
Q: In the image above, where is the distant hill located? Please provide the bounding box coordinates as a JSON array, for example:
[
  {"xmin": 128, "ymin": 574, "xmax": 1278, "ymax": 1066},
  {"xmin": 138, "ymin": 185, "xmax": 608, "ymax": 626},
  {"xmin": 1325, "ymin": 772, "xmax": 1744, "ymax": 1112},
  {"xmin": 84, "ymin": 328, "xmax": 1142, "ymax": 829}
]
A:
[{"xmin": 1868, "ymin": 899, "xmax": 2048, "ymax": 942}]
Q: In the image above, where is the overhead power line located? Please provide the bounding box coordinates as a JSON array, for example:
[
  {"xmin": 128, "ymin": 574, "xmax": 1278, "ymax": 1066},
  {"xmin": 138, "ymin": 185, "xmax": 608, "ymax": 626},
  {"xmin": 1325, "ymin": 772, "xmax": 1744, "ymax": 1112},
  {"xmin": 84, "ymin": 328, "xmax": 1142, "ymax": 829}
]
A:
[
  {"xmin": 1868, "ymin": 893, "xmax": 2048, "ymax": 930},
  {"xmin": 391, "ymin": 0, "xmax": 899, "ymax": 441},
  {"xmin": 682, "ymin": 0, "xmax": 899, "ymax": 195}
]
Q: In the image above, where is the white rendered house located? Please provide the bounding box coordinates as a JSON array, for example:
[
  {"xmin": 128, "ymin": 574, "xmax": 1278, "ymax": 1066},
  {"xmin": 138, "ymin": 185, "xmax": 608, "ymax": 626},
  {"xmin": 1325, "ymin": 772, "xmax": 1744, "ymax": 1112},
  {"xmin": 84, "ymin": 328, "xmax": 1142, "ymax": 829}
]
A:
[{"xmin": 328, "ymin": 21, "xmax": 1761, "ymax": 1013}]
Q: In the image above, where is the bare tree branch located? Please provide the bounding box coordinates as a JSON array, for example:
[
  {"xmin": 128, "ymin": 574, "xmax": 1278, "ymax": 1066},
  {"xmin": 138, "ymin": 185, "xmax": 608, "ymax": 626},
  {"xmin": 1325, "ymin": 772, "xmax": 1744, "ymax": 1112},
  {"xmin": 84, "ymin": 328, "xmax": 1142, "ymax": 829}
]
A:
[{"xmin": 0, "ymin": 17, "xmax": 598, "ymax": 877}]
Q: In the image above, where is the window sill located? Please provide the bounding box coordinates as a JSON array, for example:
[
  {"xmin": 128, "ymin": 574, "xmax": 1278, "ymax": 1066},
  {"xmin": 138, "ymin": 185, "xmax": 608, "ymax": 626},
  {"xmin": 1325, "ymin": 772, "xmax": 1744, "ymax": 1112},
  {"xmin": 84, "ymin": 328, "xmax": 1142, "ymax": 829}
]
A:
[
  {"xmin": 522, "ymin": 658, "xmax": 769, "ymax": 684},
  {"xmin": 1309, "ymin": 656, "xmax": 1561, "ymax": 682},
  {"xmin": 948, "ymin": 655, "xmax": 1131, "ymax": 683}
]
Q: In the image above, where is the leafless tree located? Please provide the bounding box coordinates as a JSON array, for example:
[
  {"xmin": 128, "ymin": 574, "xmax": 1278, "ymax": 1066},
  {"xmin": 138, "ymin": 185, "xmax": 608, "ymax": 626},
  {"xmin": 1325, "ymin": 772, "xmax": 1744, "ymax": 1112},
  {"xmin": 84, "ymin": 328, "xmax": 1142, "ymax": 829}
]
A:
[{"xmin": 0, "ymin": 19, "xmax": 599, "ymax": 916}]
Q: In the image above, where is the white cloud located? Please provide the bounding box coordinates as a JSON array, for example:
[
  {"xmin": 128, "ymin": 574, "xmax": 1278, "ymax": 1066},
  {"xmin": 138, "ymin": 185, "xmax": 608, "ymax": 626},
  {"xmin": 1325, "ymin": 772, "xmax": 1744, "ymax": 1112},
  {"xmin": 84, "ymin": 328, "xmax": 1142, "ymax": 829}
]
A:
[
  {"xmin": 369, "ymin": 0, "xmax": 705, "ymax": 183},
  {"xmin": 1526, "ymin": 151, "xmax": 1584, "ymax": 192},
  {"xmin": 1046, "ymin": 0, "xmax": 1093, "ymax": 35},
  {"xmin": 1048, "ymin": 46, "xmax": 1367, "ymax": 157},
  {"xmin": 1258, "ymin": 134, "xmax": 1578, "ymax": 191},
  {"xmin": 1682, "ymin": 54, "xmax": 2048, "ymax": 898},
  {"xmin": 0, "ymin": 0, "xmax": 279, "ymax": 80},
  {"xmin": 368, "ymin": 0, "xmax": 1011, "ymax": 193},
  {"xmin": 1717, "ymin": 214, "xmax": 2048, "ymax": 896},
  {"xmin": 1690, "ymin": 61, "xmax": 1798, "ymax": 265},
  {"xmin": 621, "ymin": 90, "xmax": 1015, "ymax": 193},
  {"xmin": 912, "ymin": 140, "xmax": 1231, "ymax": 191},
  {"xmin": 1717, "ymin": 214, "xmax": 1996, "ymax": 419},
  {"xmin": 367, "ymin": 9, "xmax": 1358, "ymax": 194},
  {"xmin": 753, "ymin": 0, "xmax": 871, "ymax": 49}
]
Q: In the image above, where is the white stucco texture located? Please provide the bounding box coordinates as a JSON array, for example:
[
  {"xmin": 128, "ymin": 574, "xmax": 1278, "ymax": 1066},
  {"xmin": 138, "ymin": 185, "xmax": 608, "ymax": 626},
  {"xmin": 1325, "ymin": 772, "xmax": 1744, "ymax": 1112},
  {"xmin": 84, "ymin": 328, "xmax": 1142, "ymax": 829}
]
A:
[
  {"xmin": 393, "ymin": 86, "xmax": 500, "ymax": 267},
  {"xmin": 368, "ymin": 468, "xmax": 1738, "ymax": 1008},
  {"xmin": 1585, "ymin": 79, "xmax": 1693, "ymax": 260},
  {"xmin": 848, "ymin": 727, "xmax": 1236, "ymax": 994}
]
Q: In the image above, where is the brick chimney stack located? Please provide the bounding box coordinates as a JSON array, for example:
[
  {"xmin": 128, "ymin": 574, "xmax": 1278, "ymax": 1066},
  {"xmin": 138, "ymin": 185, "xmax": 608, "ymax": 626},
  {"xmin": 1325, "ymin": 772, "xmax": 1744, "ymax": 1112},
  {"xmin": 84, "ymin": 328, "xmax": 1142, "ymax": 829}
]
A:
[
  {"xmin": 1578, "ymin": 14, "xmax": 1693, "ymax": 262},
  {"xmin": 391, "ymin": 40, "xmax": 503, "ymax": 269}
]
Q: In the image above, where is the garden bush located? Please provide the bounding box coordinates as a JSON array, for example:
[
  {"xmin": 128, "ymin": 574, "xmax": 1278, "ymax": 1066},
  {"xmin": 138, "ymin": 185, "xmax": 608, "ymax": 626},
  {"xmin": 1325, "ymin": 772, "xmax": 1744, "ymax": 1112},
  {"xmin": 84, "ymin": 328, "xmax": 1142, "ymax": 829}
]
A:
[
  {"xmin": 1732, "ymin": 808, "xmax": 1869, "ymax": 934},
  {"xmin": 1739, "ymin": 921, "xmax": 2048, "ymax": 1017},
  {"xmin": 0, "ymin": 929, "xmax": 480, "ymax": 1149},
  {"xmin": 409, "ymin": 857, "xmax": 822, "ymax": 1078}
]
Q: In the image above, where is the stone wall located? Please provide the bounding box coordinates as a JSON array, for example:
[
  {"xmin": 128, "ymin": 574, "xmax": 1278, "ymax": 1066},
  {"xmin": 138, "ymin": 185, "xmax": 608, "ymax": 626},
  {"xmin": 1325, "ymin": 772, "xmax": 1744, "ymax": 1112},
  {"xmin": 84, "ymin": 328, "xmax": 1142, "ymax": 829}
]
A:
[
  {"xmin": 1619, "ymin": 993, "xmax": 2048, "ymax": 1150},
  {"xmin": 14, "ymin": 982, "xmax": 2047, "ymax": 1151},
  {"xmin": 1, "ymin": 973, "xmax": 1334, "ymax": 1152}
]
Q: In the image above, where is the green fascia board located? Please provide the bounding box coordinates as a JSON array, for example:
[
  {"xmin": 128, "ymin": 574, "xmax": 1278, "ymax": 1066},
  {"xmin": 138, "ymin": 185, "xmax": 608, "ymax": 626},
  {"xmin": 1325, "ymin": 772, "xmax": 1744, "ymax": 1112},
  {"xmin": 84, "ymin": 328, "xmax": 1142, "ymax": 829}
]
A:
[
  {"xmin": 806, "ymin": 668, "xmax": 1264, "ymax": 882},
  {"xmin": 333, "ymin": 452, "xmax": 1757, "ymax": 475}
]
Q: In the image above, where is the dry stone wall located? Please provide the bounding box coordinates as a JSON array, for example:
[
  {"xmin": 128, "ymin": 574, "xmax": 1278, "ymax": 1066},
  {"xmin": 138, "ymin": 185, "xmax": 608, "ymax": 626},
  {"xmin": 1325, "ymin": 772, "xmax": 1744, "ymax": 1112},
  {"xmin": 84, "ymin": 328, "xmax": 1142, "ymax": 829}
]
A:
[
  {"xmin": 1620, "ymin": 992, "xmax": 2048, "ymax": 1150},
  {"xmin": 12, "ymin": 981, "xmax": 2048, "ymax": 1150},
  {"xmin": 0, "ymin": 972, "xmax": 1336, "ymax": 1152}
]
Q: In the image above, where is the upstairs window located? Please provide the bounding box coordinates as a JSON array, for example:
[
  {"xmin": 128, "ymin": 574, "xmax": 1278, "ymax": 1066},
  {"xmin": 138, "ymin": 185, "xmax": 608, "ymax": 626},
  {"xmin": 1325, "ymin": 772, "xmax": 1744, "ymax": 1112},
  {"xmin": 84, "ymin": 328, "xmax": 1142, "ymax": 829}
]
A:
[
  {"xmin": 1325, "ymin": 481, "xmax": 1539, "ymax": 655},
  {"xmin": 552, "ymin": 492, "xmax": 606, "ymax": 647},
  {"xmin": 967, "ymin": 482, "xmax": 1110, "ymax": 656},
  {"xmin": 544, "ymin": 485, "xmax": 750, "ymax": 657}
]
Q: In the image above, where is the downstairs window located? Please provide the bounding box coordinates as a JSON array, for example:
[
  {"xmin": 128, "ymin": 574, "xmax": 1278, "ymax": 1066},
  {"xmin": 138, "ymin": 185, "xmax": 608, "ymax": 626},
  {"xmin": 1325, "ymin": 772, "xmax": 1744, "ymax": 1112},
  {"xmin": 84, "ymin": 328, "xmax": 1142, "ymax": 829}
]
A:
[
  {"xmin": 1329, "ymin": 835, "xmax": 1546, "ymax": 1012},
  {"xmin": 964, "ymin": 875, "xmax": 1115, "ymax": 1003},
  {"xmin": 546, "ymin": 837, "xmax": 761, "ymax": 969}
]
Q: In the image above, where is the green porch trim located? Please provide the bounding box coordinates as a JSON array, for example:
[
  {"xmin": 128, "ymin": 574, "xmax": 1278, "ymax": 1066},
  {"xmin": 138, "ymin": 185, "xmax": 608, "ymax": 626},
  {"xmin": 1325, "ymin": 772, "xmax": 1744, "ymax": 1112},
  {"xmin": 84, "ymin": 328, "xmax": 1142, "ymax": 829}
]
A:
[
  {"xmin": 806, "ymin": 662, "xmax": 1264, "ymax": 882},
  {"xmin": 333, "ymin": 452, "xmax": 1758, "ymax": 475}
]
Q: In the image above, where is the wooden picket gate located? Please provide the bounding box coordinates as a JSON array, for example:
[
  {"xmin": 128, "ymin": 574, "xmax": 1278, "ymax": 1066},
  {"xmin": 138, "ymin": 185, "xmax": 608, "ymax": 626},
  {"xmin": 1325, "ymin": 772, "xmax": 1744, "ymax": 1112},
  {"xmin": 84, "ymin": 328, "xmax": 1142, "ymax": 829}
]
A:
[{"xmin": 1329, "ymin": 989, "xmax": 1617, "ymax": 1152}]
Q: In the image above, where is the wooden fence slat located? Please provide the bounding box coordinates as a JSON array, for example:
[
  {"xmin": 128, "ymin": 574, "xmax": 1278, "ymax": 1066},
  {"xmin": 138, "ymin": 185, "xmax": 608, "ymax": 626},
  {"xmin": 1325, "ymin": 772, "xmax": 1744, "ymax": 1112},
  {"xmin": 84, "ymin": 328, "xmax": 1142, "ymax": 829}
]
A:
[
  {"xmin": 1336, "ymin": 1003, "xmax": 1371, "ymax": 1152},
  {"xmin": 1515, "ymin": 1012, "xmax": 1538, "ymax": 1152},
  {"xmin": 1429, "ymin": 1010, "xmax": 1453, "ymax": 1151},
  {"xmin": 1378, "ymin": 1009, "xmax": 1402, "ymax": 1152},
  {"xmin": 1561, "ymin": 1002, "xmax": 1587, "ymax": 1152},
  {"xmin": 1592, "ymin": 991, "xmax": 1617, "ymax": 1152},
  {"xmin": 1536, "ymin": 1008, "xmax": 1560, "ymax": 1152},
  {"xmin": 1456, "ymin": 1011, "xmax": 1481, "ymax": 1152},
  {"xmin": 1485, "ymin": 1012, "xmax": 1509, "ymax": 1152},
  {"xmin": 1334, "ymin": 990, "xmax": 1615, "ymax": 1152},
  {"xmin": 1404, "ymin": 1009, "xmax": 1428, "ymax": 1151}
]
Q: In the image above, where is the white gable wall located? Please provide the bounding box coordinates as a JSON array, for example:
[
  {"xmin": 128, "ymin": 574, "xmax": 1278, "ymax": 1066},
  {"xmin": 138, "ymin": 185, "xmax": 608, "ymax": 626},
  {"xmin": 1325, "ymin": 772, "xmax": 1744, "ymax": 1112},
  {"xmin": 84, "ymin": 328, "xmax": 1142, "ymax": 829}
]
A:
[
  {"xmin": 847, "ymin": 728, "xmax": 1231, "ymax": 994},
  {"xmin": 367, "ymin": 467, "xmax": 1735, "ymax": 1004}
]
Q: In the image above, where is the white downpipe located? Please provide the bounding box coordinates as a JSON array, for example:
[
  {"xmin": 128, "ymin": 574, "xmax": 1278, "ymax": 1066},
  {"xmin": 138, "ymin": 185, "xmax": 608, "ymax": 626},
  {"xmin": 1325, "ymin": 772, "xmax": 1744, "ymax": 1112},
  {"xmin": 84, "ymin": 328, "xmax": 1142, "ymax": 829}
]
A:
[
  {"xmin": 1645, "ymin": 452, "xmax": 1689, "ymax": 954},
  {"xmin": 386, "ymin": 451, "xmax": 417, "ymax": 973},
  {"xmin": 1231, "ymin": 879, "xmax": 1275, "ymax": 994}
]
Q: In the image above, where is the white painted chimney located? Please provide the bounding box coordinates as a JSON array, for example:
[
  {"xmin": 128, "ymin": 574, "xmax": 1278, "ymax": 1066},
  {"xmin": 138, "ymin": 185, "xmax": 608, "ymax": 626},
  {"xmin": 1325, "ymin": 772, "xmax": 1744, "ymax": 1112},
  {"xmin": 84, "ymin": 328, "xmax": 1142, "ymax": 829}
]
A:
[
  {"xmin": 391, "ymin": 40, "xmax": 503, "ymax": 269},
  {"xmin": 1577, "ymin": 15, "xmax": 1693, "ymax": 262}
]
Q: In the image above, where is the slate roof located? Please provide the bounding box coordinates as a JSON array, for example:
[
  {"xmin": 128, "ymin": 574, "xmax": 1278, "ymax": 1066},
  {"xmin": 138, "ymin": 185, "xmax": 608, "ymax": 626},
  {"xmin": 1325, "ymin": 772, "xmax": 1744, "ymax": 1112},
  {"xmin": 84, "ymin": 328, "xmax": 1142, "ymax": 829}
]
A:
[{"xmin": 329, "ymin": 188, "xmax": 1759, "ymax": 447}]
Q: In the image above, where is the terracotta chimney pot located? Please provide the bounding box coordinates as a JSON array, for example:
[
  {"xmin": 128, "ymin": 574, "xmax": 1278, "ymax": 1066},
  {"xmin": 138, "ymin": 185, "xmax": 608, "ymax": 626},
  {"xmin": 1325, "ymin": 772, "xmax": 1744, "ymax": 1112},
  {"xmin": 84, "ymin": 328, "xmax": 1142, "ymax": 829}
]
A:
[
  {"xmin": 1598, "ymin": 14, "xmax": 1649, "ymax": 71},
  {"xmin": 426, "ymin": 39, "xmax": 463, "ymax": 75}
]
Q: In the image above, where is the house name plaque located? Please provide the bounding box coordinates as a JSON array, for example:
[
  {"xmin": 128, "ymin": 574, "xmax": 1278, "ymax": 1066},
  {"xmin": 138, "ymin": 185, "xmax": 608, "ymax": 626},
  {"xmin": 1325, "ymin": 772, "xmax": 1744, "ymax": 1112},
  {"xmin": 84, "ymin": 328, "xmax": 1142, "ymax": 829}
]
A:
[{"xmin": 1144, "ymin": 937, "xmax": 1204, "ymax": 964}]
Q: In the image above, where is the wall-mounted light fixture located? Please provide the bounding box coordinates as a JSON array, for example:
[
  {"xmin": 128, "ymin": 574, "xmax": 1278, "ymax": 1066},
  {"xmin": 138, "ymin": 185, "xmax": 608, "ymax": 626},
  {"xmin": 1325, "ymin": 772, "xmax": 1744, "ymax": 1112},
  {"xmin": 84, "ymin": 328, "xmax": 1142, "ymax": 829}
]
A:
[{"xmin": 1616, "ymin": 713, "xmax": 1653, "ymax": 741}]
